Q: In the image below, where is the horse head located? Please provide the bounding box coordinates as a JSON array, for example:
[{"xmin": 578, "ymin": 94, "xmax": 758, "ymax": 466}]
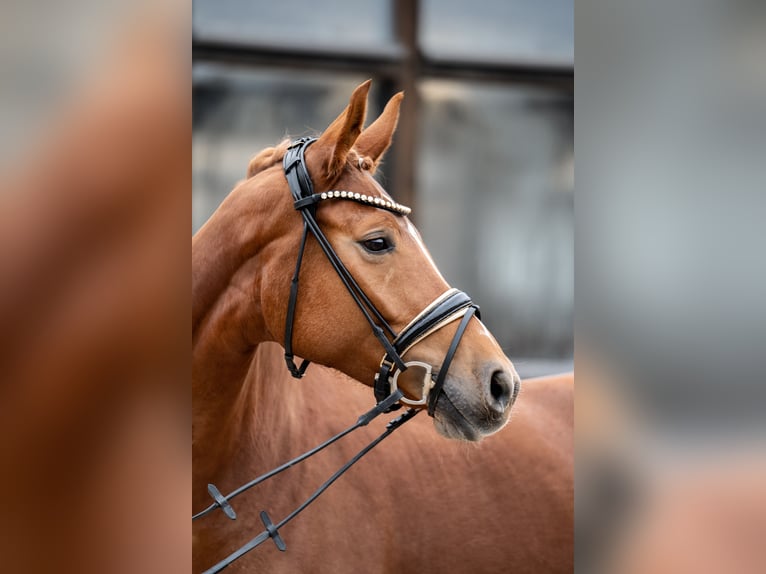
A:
[{"xmin": 240, "ymin": 80, "xmax": 519, "ymax": 441}]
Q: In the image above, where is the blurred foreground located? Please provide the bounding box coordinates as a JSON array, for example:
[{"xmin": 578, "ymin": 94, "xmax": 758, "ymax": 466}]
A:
[
  {"xmin": 0, "ymin": 2, "xmax": 189, "ymax": 573},
  {"xmin": 577, "ymin": 0, "xmax": 766, "ymax": 572}
]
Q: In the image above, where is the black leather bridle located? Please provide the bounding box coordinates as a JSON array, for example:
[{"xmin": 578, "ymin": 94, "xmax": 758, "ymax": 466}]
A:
[
  {"xmin": 193, "ymin": 138, "xmax": 481, "ymax": 572},
  {"xmin": 282, "ymin": 137, "xmax": 480, "ymax": 415}
]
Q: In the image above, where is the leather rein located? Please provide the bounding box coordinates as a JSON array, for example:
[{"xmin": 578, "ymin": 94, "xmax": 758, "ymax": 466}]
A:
[{"xmin": 193, "ymin": 138, "xmax": 480, "ymax": 573}]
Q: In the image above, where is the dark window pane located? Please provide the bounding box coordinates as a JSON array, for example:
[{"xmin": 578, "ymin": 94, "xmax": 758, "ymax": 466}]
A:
[
  {"xmin": 193, "ymin": 0, "xmax": 394, "ymax": 50},
  {"xmin": 420, "ymin": 0, "xmax": 573, "ymax": 64},
  {"xmin": 193, "ymin": 66, "xmax": 382, "ymax": 231},
  {"xmin": 417, "ymin": 80, "xmax": 573, "ymax": 366}
]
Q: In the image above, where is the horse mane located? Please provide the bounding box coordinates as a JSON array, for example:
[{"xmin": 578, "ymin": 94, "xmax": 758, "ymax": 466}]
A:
[
  {"xmin": 246, "ymin": 138, "xmax": 375, "ymax": 180},
  {"xmin": 246, "ymin": 139, "xmax": 291, "ymax": 178}
]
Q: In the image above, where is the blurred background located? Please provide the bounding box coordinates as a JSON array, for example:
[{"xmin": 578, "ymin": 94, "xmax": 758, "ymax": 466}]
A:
[
  {"xmin": 192, "ymin": 0, "xmax": 574, "ymax": 379},
  {"xmin": 1, "ymin": 3, "xmax": 190, "ymax": 573},
  {"xmin": 577, "ymin": 0, "xmax": 766, "ymax": 572}
]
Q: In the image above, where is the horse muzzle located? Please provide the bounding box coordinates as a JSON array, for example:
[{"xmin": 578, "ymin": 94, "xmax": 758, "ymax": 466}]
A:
[{"xmin": 431, "ymin": 365, "xmax": 520, "ymax": 441}]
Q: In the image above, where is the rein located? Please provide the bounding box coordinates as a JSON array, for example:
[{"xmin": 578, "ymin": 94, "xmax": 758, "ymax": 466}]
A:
[
  {"xmin": 195, "ymin": 393, "xmax": 418, "ymax": 573},
  {"xmin": 194, "ymin": 137, "xmax": 481, "ymax": 571}
]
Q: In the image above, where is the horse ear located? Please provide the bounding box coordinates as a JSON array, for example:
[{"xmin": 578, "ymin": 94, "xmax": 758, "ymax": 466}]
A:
[
  {"xmin": 313, "ymin": 80, "xmax": 371, "ymax": 181},
  {"xmin": 354, "ymin": 91, "xmax": 403, "ymax": 170}
]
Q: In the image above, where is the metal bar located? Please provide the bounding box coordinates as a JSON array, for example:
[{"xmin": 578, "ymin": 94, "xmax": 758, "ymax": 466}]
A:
[
  {"xmin": 191, "ymin": 39, "xmax": 574, "ymax": 89},
  {"xmin": 425, "ymin": 55, "xmax": 573, "ymax": 90},
  {"xmin": 390, "ymin": 0, "xmax": 421, "ymax": 217},
  {"xmin": 192, "ymin": 37, "xmax": 405, "ymax": 78}
]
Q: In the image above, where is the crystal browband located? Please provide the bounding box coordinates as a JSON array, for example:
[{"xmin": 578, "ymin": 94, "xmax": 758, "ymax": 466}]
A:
[{"xmin": 293, "ymin": 190, "xmax": 412, "ymax": 216}]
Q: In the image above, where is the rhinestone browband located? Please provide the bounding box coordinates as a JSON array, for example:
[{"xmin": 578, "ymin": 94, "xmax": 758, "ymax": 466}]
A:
[{"xmin": 317, "ymin": 190, "xmax": 411, "ymax": 216}]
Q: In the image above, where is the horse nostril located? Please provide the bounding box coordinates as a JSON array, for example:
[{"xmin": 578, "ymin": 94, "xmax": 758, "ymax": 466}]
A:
[{"xmin": 489, "ymin": 370, "xmax": 512, "ymax": 413}]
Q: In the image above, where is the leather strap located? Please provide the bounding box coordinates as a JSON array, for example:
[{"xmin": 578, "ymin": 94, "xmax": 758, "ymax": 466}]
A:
[
  {"xmin": 428, "ymin": 305, "xmax": 477, "ymax": 416},
  {"xmin": 283, "ymin": 222, "xmax": 311, "ymax": 378},
  {"xmin": 393, "ymin": 290, "xmax": 476, "ymax": 355}
]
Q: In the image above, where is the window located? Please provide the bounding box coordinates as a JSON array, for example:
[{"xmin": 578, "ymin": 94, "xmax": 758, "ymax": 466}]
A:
[{"xmin": 192, "ymin": 0, "xmax": 573, "ymax": 375}]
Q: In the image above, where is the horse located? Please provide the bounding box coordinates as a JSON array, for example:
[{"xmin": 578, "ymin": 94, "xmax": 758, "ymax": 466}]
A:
[{"xmin": 192, "ymin": 80, "xmax": 573, "ymax": 573}]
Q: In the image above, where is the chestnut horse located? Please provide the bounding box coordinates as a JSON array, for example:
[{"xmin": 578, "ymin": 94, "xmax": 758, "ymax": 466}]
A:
[{"xmin": 193, "ymin": 81, "xmax": 573, "ymax": 573}]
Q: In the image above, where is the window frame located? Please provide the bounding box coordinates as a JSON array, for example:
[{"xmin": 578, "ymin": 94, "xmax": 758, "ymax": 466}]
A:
[{"xmin": 192, "ymin": 0, "xmax": 574, "ymax": 219}]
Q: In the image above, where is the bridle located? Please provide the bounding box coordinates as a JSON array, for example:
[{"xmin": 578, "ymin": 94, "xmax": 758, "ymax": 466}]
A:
[
  {"xmin": 193, "ymin": 137, "xmax": 481, "ymax": 573},
  {"xmin": 282, "ymin": 137, "xmax": 480, "ymax": 415}
]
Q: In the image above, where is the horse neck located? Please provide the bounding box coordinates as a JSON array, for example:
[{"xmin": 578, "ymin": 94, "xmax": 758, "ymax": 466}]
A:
[{"xmin": 192, "ymin": 184, "xmax": 297, "ymax": 478}]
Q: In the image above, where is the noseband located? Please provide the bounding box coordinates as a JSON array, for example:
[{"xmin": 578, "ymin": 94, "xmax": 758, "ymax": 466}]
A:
[
  {"xmin": 282, "ymin": 137, "xmax": 480, "ymax": 415},
  {"xmin": 194, "ymin": 138, "xmax": 481, "ymax": 572}
]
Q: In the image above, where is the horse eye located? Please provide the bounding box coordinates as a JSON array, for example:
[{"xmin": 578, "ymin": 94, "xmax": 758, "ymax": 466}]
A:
[{"xmin": 361, "ymin": 237, "xmax": 392, "ymax": 253}]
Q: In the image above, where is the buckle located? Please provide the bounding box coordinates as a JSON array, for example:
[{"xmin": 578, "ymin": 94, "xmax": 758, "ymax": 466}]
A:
[
  {"xmin": 378, "ymin": 357, "xmax": 395, "ymax": 370},
  {"xmin": 287, "ymin": 137, "xmax": 311, "ymax": 150}
]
